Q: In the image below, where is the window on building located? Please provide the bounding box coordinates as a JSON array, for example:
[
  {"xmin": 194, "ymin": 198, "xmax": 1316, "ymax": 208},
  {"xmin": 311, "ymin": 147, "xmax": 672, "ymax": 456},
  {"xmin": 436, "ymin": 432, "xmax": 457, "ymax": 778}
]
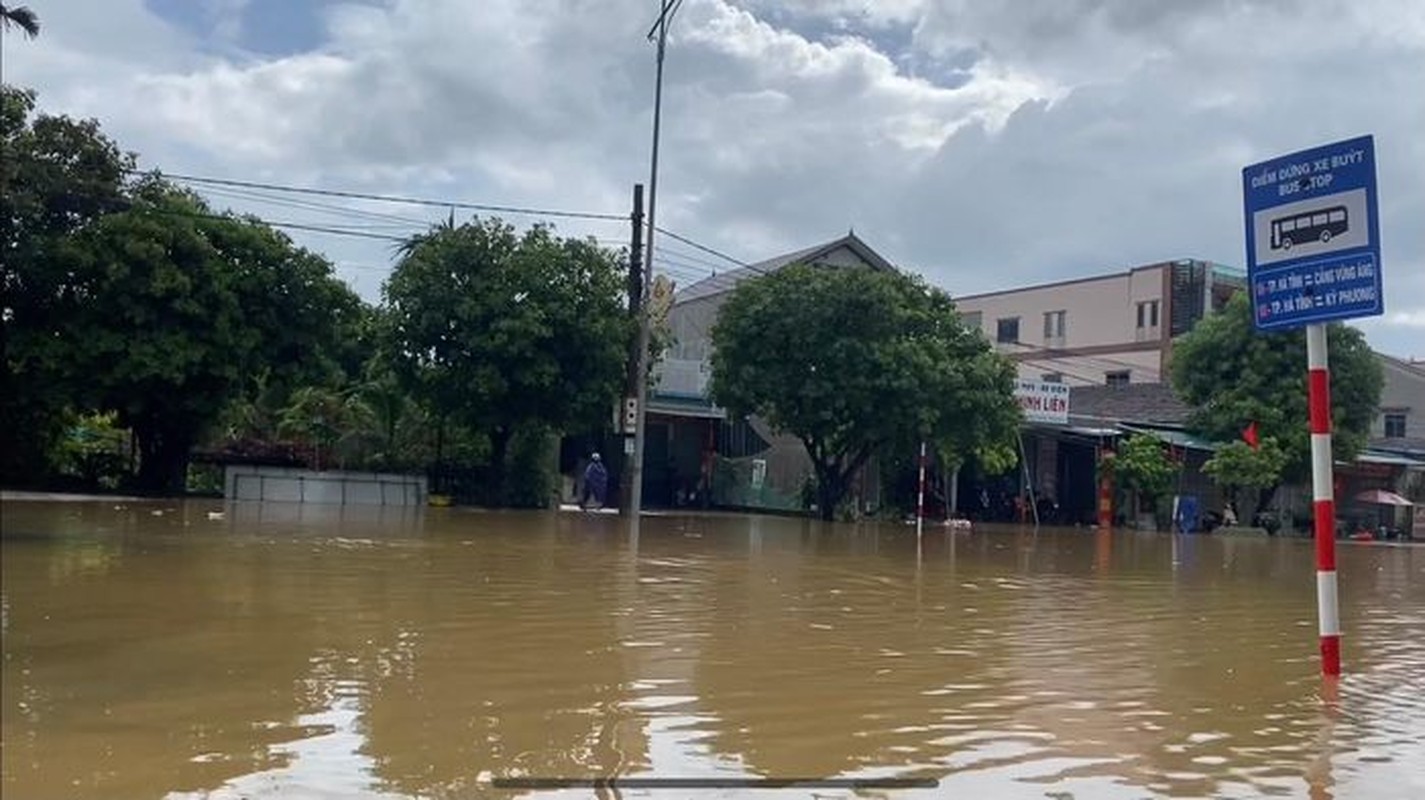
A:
[
  {"xmin": 1384, "ymin": 412, "xmax": 1408, "ymax": 438},
  {"xmin": 996, "ymin": 317, "xmax": 1020, "ymax": 344},
  {"xmin": 1136, "ymin": 300, "xmax": 1160, "ymax": 329},
  {"xmin": 1043, "ymin": 310, "xmax": 1067, "ymax": 341},
  {"xmin": 1106, "ymin": 370, "xmax": 1131, "ymax": 387},
  {"xmin": 961, "ymin": 311, "xmax": 982, "ymax": 331},
  {"xmin": 1134, "ymin": 298, "xmax": 1157, "ymax": 329},
  {"xmin": 1041, "ymin": 372, "xmax": 1064, "ymax": 383}
]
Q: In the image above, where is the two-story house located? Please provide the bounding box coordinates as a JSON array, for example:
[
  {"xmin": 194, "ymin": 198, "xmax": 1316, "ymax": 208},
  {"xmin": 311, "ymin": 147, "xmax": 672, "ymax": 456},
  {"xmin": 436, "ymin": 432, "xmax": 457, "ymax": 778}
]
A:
[
  {"xmin": 642, "ymin": 233, "xmax": 897, "ymax": 511},
  {"xmin": 1373, "ymin": 355, "xmax": 1425, "ymax": 445}
]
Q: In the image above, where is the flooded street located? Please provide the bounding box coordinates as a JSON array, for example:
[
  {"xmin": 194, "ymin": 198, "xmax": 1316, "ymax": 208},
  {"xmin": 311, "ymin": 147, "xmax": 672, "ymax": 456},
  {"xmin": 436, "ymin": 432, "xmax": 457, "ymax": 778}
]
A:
[{"xmin": 2, "ymin": 500, "xmax": 1423, "ymax": 799}]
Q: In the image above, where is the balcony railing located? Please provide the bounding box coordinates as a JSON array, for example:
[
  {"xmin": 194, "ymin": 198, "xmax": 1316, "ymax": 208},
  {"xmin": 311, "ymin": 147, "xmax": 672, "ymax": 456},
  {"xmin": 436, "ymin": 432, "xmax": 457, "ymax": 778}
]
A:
[{"xmin": 652, "ymin": 357, "xmax": 711, "ymax": 398}]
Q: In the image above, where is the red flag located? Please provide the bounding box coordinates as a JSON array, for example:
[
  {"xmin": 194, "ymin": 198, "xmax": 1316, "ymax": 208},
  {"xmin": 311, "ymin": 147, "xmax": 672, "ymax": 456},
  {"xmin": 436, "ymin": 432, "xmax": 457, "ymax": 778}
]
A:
[{"xmin": 1242, "ymin": 421, "xmax": 1260, "ymax": 450}]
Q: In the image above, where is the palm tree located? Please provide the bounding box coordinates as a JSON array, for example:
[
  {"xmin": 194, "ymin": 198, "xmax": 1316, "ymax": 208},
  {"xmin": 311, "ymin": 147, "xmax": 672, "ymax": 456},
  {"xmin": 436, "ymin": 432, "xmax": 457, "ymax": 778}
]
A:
[{"xmin": 0, "ymin": 4, "xmax": 41, "ymax": 38}]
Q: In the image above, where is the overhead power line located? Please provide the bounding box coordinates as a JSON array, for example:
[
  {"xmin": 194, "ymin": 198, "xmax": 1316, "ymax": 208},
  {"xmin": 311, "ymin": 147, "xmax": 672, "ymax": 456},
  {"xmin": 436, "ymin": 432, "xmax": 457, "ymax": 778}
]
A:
[
  {"xmin": 131, "ymin": 167, "xmax": 756, "ymax": 276},
  {"xmin": 152, "ymin": 171, "xmax": 629, "ymax": 222},
  {"xmin": 654, "ymin": 225, "xmax": 748, "ymax": 267},
  {"xmin": 134, "ymin": 204, "xmax": 410, "ymax": 242},
  {"xmin": 1007, "ymin": 340, "xmax": 1162, "ymax": 376},
  {"xmin": 195, "ymin": 184, "xmax": 434, "ymax": 227},
  {"xmin": 1017, "ymin": 357, "xmax": 1130, "ymax": 387},
  {"xmin": 655, "ymin": 243, "xmax": 730, "ymax": 272},
  {"xmin": 653, "ymin": 252, "xmax": 717, "ymax": 276}
]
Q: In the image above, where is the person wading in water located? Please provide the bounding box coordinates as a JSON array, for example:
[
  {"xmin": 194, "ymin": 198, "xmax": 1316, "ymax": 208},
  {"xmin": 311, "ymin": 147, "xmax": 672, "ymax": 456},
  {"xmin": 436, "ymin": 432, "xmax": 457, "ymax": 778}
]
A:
[{"xmin": 581, "ymin": 453, "xmax": 608, "ymax": 510}]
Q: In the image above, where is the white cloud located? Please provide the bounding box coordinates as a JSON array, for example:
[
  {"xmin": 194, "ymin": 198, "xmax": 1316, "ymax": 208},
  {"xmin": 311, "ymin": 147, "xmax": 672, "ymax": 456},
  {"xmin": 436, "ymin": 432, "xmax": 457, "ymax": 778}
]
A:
[
  {"xmin": 1383, "ymin": 311, "xmax": 1425, "ymax": 329},
  {"xmin": 4, "ymin": 0, "xmax": 1422, "ymax": 357}
]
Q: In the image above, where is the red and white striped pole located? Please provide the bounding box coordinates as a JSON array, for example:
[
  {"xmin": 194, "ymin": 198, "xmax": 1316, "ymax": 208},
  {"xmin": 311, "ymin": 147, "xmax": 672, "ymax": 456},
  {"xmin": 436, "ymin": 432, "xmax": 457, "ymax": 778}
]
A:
[
  {"xmin": 916, "ymin": 441, "xmax": 927, "ymax": 542},
  {"xmin": 1307, "ymin": 324, "xmax": 1341, "ymax": 677}
]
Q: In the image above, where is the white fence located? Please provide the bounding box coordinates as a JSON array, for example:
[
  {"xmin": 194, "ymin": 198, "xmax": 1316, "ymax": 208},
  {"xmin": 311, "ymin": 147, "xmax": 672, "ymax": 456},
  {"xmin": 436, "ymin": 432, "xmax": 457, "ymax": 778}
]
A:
[{"xmin": 223, "ymin": 465, "xmax": 427, "ymax": 506}]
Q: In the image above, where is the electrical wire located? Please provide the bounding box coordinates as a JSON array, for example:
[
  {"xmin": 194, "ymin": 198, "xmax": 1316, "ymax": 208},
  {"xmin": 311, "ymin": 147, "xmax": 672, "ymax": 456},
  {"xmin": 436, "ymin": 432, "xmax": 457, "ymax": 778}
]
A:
[
  {"xmin": 1008, "ymin": 339, "xmax": 1164, "ymax": 377},
  {"xmin": 138, "ymin": 169, "xmax": 758, "ymax": 285},
  {"xmin": 193, "ymin": 184, "xmax": 435, "ymax": 228},
  {"xmin": 653, "ymin": 225, "xmax": 748, "ymax": 267},
  {"xmin": 151, "ymin": 170, "xmax": 629, "ymax": 222},
  {"xmin": 133, "ymin": 204, "xmax": 410, "ymax": 242},
  {"xmin": 134, "ymin": 168, "xmax": 1165, "ymax": 380}
]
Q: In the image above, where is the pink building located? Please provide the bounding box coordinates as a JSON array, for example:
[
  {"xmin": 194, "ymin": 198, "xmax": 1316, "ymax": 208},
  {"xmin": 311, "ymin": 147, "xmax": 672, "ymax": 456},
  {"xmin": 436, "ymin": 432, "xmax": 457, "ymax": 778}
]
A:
[{"xmin": 954, "ymin": 260, "xmax": 1246, "ymax": 387}]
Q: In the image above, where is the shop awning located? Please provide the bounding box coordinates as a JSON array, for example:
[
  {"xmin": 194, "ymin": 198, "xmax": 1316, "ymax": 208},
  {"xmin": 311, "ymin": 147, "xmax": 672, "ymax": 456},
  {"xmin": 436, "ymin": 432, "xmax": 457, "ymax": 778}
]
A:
[
  {"xmin": 1354, "ymin": 489, "xmax": 1413, "ymax": 507},
  {"xmin": 1122, "ymin": 426, "xmax": 1219, "ymax": 453},
  {"xmin": 1022, "ymin": 423, "xmax": 1122, "ymax": 442},
  {"xmin": 1351, "ymin": 449, "xmax": 1425, "ymax": 468}
]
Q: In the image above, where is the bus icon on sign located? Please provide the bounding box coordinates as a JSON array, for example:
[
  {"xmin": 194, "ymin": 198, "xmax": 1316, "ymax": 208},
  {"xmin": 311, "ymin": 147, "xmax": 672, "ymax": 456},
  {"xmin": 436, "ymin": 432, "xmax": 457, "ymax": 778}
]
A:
[{"xmin": 1270, "ymin": 206, "xmax": 1348, "ymax": 251}]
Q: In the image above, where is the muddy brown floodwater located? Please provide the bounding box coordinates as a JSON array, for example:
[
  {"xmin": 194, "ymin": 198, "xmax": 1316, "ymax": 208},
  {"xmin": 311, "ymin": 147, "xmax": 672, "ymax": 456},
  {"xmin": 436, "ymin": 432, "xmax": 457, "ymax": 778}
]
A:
[{"xmin": 2, "ymin": 499, "xmax": 1423, "ymax": 799}]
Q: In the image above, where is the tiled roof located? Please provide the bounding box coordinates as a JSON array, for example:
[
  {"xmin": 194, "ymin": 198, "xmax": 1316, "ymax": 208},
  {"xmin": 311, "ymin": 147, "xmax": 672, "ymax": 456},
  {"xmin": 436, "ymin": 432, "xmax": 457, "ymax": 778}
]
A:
[
  {"xmin": 1369, "ymin": 437, "xmax": 1425, "ymax": 458},
  {"xmin": 1068, "ymin": 383, "xmax": 1192, "ymax": 426},
  {"xmin": 674, "ymin": 232, "xmax": 896, "ymax": 304},
  {"xmin": 1379, "ymin": 353, "xmax": 1425, "ymax": 378}
]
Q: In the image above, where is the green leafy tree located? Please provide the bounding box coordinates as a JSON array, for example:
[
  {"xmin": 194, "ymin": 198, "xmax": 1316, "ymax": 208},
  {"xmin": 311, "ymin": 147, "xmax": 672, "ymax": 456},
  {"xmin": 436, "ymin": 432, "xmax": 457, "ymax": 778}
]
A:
[
  {"xmin": 278, "ymin": 385, "xmax": 377, "ymax": 471},
  {"xmin": 53, "ymin": 411, "xmax": 130, "ymax": 489},
  {"xmin": 216, "ymin": 368, "xmax": 286, "ymax": 443},
  {"xmin": 710, "ymin": 263, "xmax": 1019, "ymax": 521},
  {"xmin": 1171, "ymin": 292, "xmax": 1382, "ymax": 496},
  {"xmin": 48, "ymin": 185, "xmax": 247, "ymax": 491},
  {"xmin": 1202, "ymin": 437, "xmax": 1288, "ymax": 515},
  {"xmin": 1105, "ymin": 433, "xmax": 1176, "ymax": 520},
  {"xmin": 2, "ymin": 85, "xmax": 134, "ymax": 481},
  {"xmin": 47, "ymin": 182, "xmax": 364, "ymax": 492},
  {"xmin": 198, "ymin": 202, "xmax": 370, "ymax": 392},
  {"xmin": 384, "ymin": 217, "xmax": 630, "ymax": 503}
]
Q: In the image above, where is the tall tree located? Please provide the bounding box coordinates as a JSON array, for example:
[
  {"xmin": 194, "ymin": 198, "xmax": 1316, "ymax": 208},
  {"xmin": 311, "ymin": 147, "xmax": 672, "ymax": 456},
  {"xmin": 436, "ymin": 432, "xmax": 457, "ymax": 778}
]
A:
[
  {"xmin": 1170, "ymin": 292, "xmax": 1383, "ymax": 492},
  {"xmin": 49, "ymin": 181, "xmax": 364, "ymax": 492},
  {"xmin": 2, "ymin": 85, "xmax": 134, "ymax": 481},
  {"xmin": 710, "ymin": 263, "xmax": 1019, "ymax": 521},
  {"xmin": 198, "ymin": 200, "xmax": 369, "ymax": 392},
  {"xmin": 49, "ymin": 184, "xmax": 245, "ymax": 491},
  {"xmin": 383, "ymin": 217, "xmax": 630, "ymax": 502},
  {"xmin": 0, "ymin": 4, "xmax": 40, "ymax": 38}
]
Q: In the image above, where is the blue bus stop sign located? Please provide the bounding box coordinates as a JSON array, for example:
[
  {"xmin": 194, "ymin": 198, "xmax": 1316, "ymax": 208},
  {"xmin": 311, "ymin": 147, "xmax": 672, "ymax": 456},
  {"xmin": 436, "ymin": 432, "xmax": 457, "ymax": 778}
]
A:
[{"xmin": 1242, "ymin": 136, "xmax": 1382, "ymax": 331}]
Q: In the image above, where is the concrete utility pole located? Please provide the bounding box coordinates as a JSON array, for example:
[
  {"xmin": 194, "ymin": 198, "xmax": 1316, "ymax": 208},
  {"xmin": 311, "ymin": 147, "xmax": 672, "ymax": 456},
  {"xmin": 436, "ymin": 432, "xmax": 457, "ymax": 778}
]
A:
[
  {"xmin": 620, "ymin": 184, "xmax": 645, "ymax": 515},
  {"xmin": 627, "ymin": 0, "xmax": 682, "ymax": 521}
]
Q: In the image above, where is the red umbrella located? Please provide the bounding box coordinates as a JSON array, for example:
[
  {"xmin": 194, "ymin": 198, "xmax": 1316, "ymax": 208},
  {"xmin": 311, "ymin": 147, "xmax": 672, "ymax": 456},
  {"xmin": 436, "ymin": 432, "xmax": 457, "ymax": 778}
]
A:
[{"xmin": 1353, "ymin": 489, "xmax": 1414, "ymax": 507}]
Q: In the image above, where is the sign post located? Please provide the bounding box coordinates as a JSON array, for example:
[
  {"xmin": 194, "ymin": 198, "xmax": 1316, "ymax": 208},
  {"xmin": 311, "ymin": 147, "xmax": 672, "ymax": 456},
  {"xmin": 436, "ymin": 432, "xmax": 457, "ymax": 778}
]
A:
[
  {"xmin": 1012, "ymin": 380, "xmax": 1066, "ymax": 529},
  {"xmin": 1243, "ymin": 135, "xmax": 1383, "ymax": 678},
  {"xmin": 916, "ymin": 441, "xmax": 927, "ymax": 542}
]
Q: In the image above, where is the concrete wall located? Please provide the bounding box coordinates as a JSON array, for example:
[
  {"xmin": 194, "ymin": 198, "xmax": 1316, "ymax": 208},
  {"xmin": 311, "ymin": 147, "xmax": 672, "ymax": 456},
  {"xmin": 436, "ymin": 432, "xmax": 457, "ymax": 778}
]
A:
[
  {"xmin": 666, "ymin": 293, "xmax": 723, "ymax": 364},
  {"xmin": 957, "ymin": 265, "xmax": 1168, "ymax": 351},
  {"xmin": 1015, "ymin": 351, "xmax": 1166, "ymax": 387},
  {"xmin": 223, "ymin": 499, "xmax": 425, "ymax": 532},
  {"xmin": 1373, "ymin": 356, "xmax": 1425, "ymax": 439},
  {"xmin": 224, "ymin": 466, "xmax": 427, "ymax": 506}
]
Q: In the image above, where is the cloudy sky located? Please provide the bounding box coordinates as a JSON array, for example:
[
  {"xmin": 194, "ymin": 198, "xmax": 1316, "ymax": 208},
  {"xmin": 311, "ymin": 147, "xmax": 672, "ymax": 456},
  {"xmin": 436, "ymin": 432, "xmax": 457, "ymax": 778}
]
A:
[{"xmin": 5, "ymin": 0, "xmax": 1423, "ymax": 357}]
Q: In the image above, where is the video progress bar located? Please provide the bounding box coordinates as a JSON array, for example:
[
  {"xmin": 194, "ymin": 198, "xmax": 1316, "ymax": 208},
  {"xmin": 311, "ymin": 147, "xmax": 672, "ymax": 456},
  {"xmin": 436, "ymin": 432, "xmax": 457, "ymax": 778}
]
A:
[{"xmin": 492, "ymin": 777, "xmax": 938, "ymax": 789}]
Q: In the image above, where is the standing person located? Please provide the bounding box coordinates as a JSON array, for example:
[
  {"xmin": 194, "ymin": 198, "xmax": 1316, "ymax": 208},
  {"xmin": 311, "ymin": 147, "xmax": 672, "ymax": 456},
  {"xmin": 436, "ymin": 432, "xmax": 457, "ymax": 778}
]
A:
[{"xmin": 581, "ymin": 453, "xmax": 608, "ymax": 510}]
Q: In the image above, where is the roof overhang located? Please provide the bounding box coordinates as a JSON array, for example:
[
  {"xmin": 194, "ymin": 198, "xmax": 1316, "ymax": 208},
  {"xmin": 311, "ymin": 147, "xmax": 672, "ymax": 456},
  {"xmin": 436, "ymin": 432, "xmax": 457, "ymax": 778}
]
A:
[
  {"xmin": 1349, "ymin": 449, "xmax": 1425, "ymax": 468},
  {"xmin": 647, "ymin": 393, "xmax": 727, "ymax": 420},
  {"xmin": 1120, "ymin": 424, "xmax": 1219, "ymax": 453}
]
